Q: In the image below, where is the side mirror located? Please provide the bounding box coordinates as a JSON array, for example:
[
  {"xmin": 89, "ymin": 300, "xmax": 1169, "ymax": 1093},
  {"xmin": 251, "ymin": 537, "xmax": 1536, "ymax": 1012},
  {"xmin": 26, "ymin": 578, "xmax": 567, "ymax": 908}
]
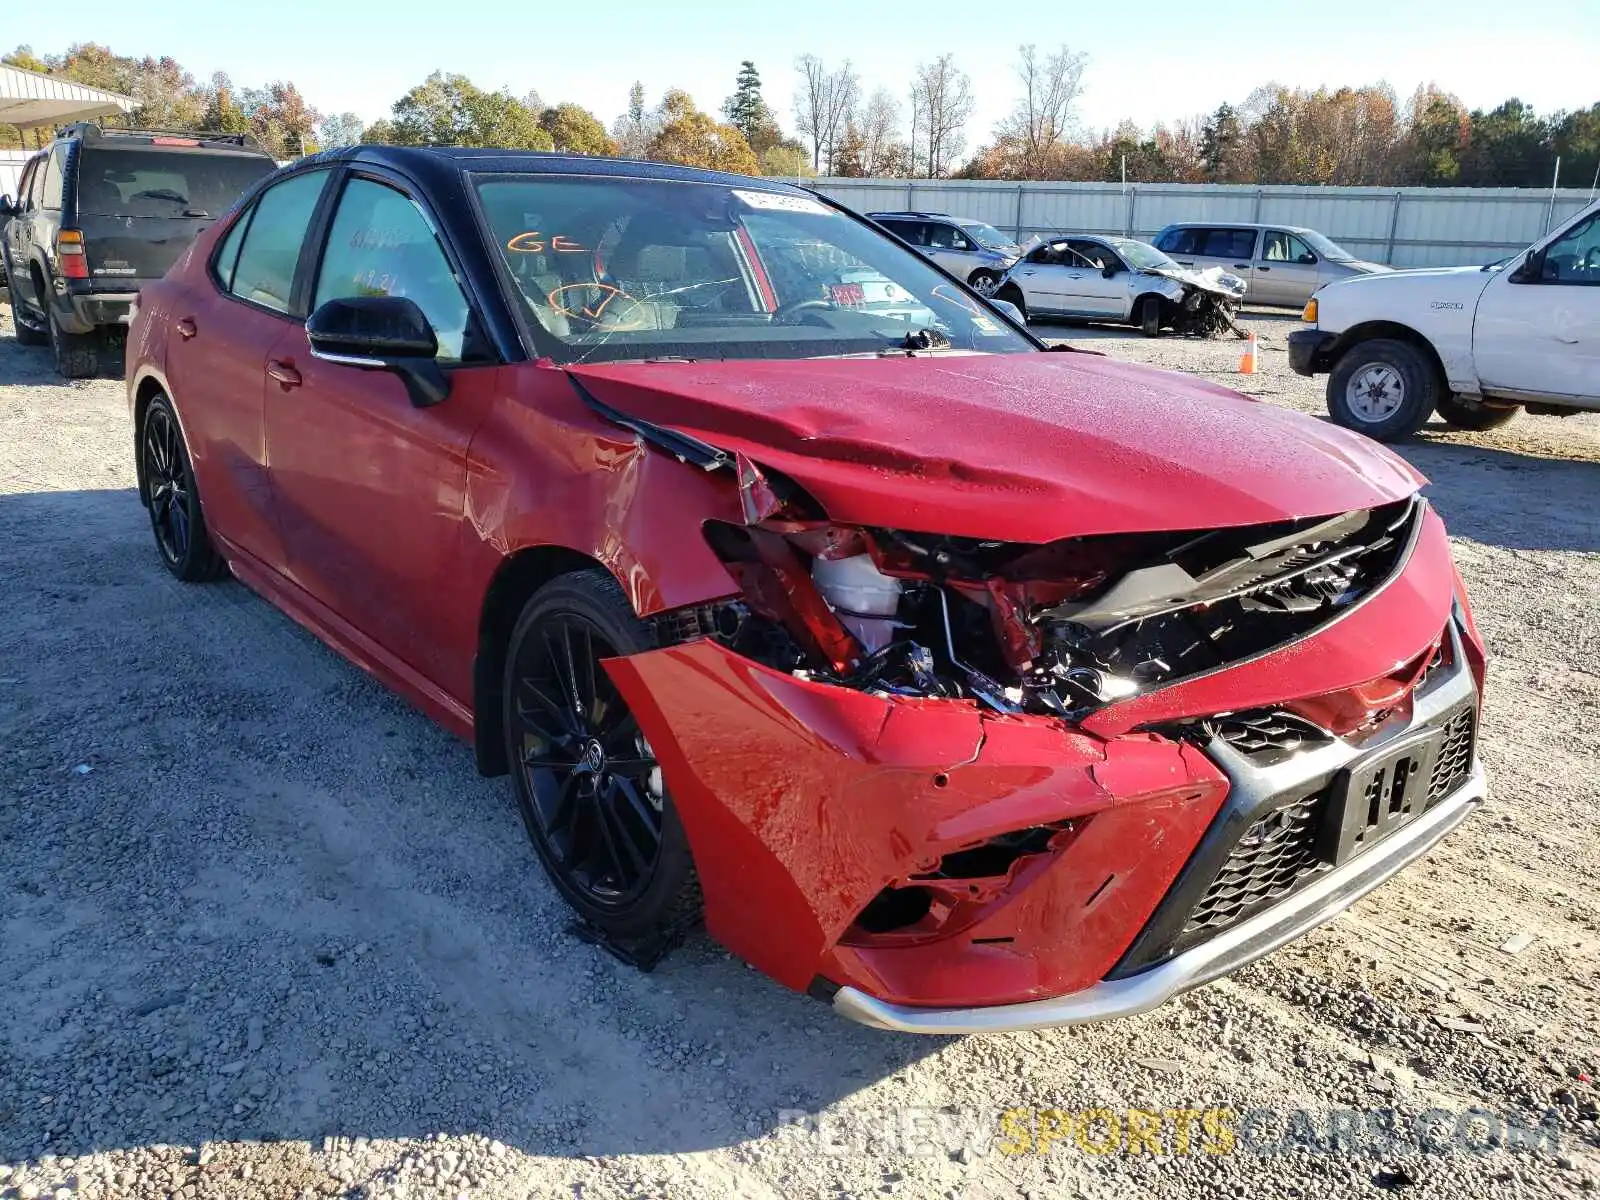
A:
[
  {"xmin": 306, "ymin": 295, "xmax": 450, "ymax": 408},
  {"xmin": 1297, "ymin": 252, "xmax": 1317, "ymax": 265},
  {"xmin": 987, "ymin": 298, "xmax": 1025, "ymax": 326},
  {"xmin": 1101, "ymin": 264, "xmax": 1118, "ymax": 278},
  {"xmin": 1508, "ymin": 249, "xmax": 1541, "ymax": 284},
  {"xmin": 0, "ymin": 194, "xmax": 14, "ymax": 219}
]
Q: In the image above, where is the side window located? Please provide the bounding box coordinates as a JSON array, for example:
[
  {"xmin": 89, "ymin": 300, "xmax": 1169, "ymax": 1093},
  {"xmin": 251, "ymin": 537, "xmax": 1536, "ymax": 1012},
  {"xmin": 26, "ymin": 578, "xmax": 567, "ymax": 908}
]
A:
[
  {"xmin": 1068, "ymin": 240, "xmax": 1113, "ymax": 270},
  {"xmin": 899, "ymin": 221, "xmax": 929, "ymax": 247},
  {"xmin": 1538, "ymin": 213, "xmax": 1600, "ymax": 286},
  {"xmin": 1153, "ymin": 228, "xmax": 1183, "ymax": 253},
  {"xmin": 40, "ymin": 148, "xmax": 65, "ymax": 210},
  {"xmin": 229, "ymin": 169, "xmax": 328, "ymax": 313},
  {"xmin": 1201, "ymin": 228, "xmax": 1255, "ymax": 259},
  {"xmin": 1264, "ymin": 231, "xmax": 1315, "ymax": 263},
  {"xmin": 313, "ymin": 177, "xmax": 473, "ymax": 361},
  {"xmin": 927, "ymin": 222, "xmax": 966, "ymax": 250},
  {"xmin": 212, "ymin": 207, "xmax": 252, "ymax": 291},
  {"xmin": 13, "ymin": 161, "xmax": 37, "ymax": 211}
]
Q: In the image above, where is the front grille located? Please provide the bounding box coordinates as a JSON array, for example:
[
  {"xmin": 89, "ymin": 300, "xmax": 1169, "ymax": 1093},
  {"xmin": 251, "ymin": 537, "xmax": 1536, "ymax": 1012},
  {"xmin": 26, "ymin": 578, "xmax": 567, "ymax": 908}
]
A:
[
  {"xmin": 1180, "ymin": 792, "xmax": 1328, "ymax": 936},
  {"xmin": 1209, "ymin": 709, "xmax": 1332, "ymax": 761},
  {"xmin": 1428, "ymin": 706, "xmax": 1475, "ymax": 805}
]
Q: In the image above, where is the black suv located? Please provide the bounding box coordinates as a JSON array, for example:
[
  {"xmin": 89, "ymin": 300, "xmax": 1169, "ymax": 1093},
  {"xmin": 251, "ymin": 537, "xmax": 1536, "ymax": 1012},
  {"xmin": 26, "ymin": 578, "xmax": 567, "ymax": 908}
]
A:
[{"xmin": 0, "ymin": 123, "xmax": 278, "ymax": 377}]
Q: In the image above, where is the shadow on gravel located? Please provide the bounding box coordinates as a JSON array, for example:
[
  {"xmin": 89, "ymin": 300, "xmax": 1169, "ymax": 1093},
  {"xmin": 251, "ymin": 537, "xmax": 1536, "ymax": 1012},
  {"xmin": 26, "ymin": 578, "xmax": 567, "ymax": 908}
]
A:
[
  {"xmin": 1390, "ymin": 436, "xmax": 1600, "ymax": 554},
  {"xmin": 0, "ymin": 303, "xmax": 125, "ymax": 386},
  {"xmin": 0, "ymin": 488, "xmax": 942, "ymax": 1168}
]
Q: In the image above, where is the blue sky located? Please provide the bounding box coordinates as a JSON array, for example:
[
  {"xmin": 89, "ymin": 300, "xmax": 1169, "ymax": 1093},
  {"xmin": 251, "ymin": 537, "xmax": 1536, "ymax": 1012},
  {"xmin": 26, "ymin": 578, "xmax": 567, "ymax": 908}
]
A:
[{"xmin": 12, "ymin": 0, "xmax": 1599, "ymax": 145}]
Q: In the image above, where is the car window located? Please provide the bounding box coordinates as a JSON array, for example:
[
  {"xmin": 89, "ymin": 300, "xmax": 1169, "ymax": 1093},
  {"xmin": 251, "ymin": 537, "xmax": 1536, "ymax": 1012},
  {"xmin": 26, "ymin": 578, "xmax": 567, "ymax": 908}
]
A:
[
  {"xmin": 40, "ymin": 149, "xmax": 64, "ymax": 210},
  {"xmin": 1538, "ymin": 213, "xmax": 1600, "ymax": 286},
  {"xmin": 882, "ymin": 219, "xmax": 922, "ymax": 245},
  {"xmin": 213, "ymin": 208, "xmax": 251, "ymax": 291},
  {"xmin": 1067, "ymin": 240, "xmax": 1116, "ymax": 271},
  {"xmin": 1154, "ymin": 228, "xmax": 1189, "ymax": 254},
  {"xmin": 1263, "ymin": 230, "xmax": 1315, "ymax": 263},
  {"xmin": 75, "ymin": 148, "xmax": 276, "ymax": 218},
  {"xmin": 13, "ymin": 160, "xmax": 37, "ymax": 211},
  {"xmin": 228, "ymin": 169, "xmax": 329, "ymax": 313},
  {"xmin": 475, "ymin": 176, "xmax": 1032, "ymax": 363},
  {"xmin": 1199, "ymin": 228, "xmax": 1256, "ymax": 259},
  {"xmin": 927, "ymin": 223, "xmax": 971, "ymax": 251},
  {"xmin": 313, "ymin": 177, "xmax": 474, "ymax": 361}
]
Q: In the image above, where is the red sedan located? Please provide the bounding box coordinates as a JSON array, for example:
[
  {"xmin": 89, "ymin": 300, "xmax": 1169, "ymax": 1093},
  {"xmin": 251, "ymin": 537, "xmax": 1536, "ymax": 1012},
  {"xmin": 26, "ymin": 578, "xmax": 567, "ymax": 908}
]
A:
[{"xmin": 126, "ymin": 147, "xmax": 1486, "ymax": 1033}]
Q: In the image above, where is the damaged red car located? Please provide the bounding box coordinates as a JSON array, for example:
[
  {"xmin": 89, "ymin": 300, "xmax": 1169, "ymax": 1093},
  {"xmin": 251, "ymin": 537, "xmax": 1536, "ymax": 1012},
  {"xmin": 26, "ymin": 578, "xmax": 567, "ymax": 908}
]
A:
[{"xmin": 127, "ymin": 147, "xmax": 1487, "ymax": 1033}]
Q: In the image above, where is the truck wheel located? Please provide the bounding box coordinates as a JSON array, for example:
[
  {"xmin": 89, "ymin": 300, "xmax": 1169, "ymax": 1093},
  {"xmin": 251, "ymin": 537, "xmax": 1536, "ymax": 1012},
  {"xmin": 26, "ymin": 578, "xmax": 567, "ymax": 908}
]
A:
[
  {"xmin": 1435, "ymin": 393, "xmax": 1520, "ymax": 432},
  {"xmin": 1326, "ymin": 338, "xmax": 1437, "ymax": 441},
  {"xmin": 47, "ymin": 307, "xmax": 104, "ymax": 379}
]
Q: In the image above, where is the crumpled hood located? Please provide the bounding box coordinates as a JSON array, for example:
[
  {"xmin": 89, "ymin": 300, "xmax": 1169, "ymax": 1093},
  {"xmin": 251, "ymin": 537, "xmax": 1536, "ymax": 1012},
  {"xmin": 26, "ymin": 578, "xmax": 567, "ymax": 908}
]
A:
[{"xmin": 567, "ymin": 353, "xmax": 1423, "ymax": 543}]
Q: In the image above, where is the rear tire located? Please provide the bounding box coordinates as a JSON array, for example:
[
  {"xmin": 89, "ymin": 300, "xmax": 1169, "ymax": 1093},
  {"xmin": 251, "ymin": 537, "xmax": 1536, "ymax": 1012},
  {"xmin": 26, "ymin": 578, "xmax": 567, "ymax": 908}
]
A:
[
  {"xmin": 1138, "ymin": 294, "xmax": 1164, "ymax": 337},
  {"xmin": 1435, "ymin": 393, "xmax": 1521, "ymax": 432},
  {"xmin": 503, "ymin": 569, "xmax": 703, "ymax": 966},
  {"xmin": 47, "ymin": 306, "xmax": 104, "ymax": 379},
  {"xmin": 1326, "ymin": 338, "xmax": 1437, "ymax": 441},
  {"xmin": 139, "ymin": 393, "xmax": 228, "ymax": 582}
]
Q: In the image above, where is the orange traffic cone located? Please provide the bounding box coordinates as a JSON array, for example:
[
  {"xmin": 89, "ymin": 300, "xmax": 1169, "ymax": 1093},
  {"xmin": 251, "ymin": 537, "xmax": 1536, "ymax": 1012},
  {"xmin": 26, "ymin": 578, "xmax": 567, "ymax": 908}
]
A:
[{"xmin": 1236, "ymin": 331, "xmax": 1259, "ymax": 374}]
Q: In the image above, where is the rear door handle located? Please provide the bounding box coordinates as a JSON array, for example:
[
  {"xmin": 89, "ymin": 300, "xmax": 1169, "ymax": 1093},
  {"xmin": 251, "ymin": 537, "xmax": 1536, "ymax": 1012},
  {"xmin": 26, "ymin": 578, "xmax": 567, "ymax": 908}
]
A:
[
  {"xmin": 266, "ymin": 359, "xmax": 302, "ymax": 388},
  {"xmin": 175, "ymin": 317, "xmax": 197, "ymax": 339},
  {"xmin": 1254, "ymin": 266, "xmax": 1271, "ymax": 272}
]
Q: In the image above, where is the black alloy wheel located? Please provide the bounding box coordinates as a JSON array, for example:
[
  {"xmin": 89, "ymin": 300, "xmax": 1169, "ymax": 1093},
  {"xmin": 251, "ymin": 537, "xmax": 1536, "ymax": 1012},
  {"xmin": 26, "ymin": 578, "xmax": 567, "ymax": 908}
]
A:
[
  {"xmin": 510, "ymin": 612, "xmax": 666, "ymax": 907},
  {"xmin": 502, "ymin": 570, "xmax": 703, "ymax": 962},
  {"xmin": 140, "ymin": 395, "xmax": 226, "ymax": 581}
]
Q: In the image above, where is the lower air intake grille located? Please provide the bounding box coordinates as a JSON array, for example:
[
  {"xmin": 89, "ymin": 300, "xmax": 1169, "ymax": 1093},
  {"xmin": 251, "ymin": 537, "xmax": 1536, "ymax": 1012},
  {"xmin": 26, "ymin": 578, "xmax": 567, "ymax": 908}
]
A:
[
  {"xmin": 1428, "ymin": 706, "xmax": 1476, "ymax": 806},
  {"xmin": 1181, "ymin": 793, "xmax": 1327, "ymax": 936}
]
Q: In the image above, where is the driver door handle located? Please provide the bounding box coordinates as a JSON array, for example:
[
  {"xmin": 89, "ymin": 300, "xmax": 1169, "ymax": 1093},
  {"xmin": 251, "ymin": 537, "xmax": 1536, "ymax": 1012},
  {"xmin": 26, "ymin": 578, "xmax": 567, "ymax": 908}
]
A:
[
  {"xmin": 1250, "ymin": 265, "xmax": 1268, "ymax": 272},
  {"xmin": 175, "ymin": 317, "xmax": 197, "ymax": 339},
  {"xmin": 266, "ymin": 359, "xmax": 302, "ymax": 388}
]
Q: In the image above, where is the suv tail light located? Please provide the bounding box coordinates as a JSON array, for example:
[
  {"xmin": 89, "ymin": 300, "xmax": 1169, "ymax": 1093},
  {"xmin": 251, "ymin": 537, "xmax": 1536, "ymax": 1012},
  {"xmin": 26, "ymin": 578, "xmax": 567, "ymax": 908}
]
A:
[{"xmin": 57, "ymin": 230, "xmax": 89, "ymax": 280}]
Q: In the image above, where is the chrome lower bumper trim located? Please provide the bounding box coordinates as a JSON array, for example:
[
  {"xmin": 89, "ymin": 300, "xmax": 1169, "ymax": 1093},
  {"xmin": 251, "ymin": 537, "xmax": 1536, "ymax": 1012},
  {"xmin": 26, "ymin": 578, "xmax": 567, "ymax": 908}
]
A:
[{"xmin": 831, "ymin": 763, "xmax": 1486, "ymax": 1035}]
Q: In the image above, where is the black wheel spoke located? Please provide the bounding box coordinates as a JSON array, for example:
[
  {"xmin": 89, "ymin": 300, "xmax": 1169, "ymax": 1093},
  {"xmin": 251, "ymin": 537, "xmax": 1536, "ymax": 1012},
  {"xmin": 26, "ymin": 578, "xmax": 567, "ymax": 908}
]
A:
[{"xmin": 510, "ymin": 610, "xmax": 666, "ymax": 908}]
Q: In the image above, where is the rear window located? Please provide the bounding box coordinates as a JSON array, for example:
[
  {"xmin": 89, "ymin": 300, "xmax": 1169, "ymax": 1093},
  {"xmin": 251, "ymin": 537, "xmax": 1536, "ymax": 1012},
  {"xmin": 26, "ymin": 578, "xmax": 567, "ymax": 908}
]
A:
[{"xmin": 75, "ymin": 148, "xmax": 276, "ymax": 218}]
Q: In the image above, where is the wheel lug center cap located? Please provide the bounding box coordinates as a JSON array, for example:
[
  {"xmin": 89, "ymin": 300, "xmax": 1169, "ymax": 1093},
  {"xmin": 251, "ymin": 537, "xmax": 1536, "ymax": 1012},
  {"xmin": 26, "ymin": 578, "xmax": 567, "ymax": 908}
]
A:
[{"xmin": 580, "ymin": 739, "xmax": 606, "ymax": 773}]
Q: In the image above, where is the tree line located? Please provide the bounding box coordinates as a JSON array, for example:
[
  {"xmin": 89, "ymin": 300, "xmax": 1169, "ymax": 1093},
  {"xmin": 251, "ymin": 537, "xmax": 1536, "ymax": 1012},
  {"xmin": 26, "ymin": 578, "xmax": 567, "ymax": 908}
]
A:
[{"xmin": 5, "ymin": 41, "xmax": 1597, "ymax": 190}]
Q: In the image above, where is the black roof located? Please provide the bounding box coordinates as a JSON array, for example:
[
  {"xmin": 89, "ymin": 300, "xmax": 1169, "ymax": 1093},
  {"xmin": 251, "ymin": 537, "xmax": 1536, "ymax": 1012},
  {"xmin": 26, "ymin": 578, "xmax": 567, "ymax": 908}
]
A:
[
  {"xmin": 53, "ymin": 122, "xmax": 270, "ymax": 155},
  {"xmin": 292, "ymin": 143, "xmax": 804, "ymax": 194}
]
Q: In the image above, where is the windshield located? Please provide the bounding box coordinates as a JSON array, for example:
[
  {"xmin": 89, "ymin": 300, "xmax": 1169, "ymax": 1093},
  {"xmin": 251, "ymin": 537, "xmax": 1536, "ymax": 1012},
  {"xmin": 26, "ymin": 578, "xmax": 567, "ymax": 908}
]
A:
[
  {"xmin": 474, "ymin": 175, "xmax": 1033, "ymax": 365},
  {"xmin": 1298, "ymin": 229, "xmax": 1356, "ymax": 263},
  {"xmin": 75, "ymin": 148, "xmax": 274, "ymax": 218},
  {"xmin": 958, "ymin": 220, "xmax": 1016, "ymax": 251},
  {"xmin": 1107, "ymin": 239, "xmax": 1180, "ymax": 272}
]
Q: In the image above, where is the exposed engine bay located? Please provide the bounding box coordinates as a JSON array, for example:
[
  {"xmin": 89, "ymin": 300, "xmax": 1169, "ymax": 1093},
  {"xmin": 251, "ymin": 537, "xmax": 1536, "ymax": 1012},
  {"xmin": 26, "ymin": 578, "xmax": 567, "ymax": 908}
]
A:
[{"xmin": 674, "ymin": 470, "xmax": 1418, "ymax": 720}]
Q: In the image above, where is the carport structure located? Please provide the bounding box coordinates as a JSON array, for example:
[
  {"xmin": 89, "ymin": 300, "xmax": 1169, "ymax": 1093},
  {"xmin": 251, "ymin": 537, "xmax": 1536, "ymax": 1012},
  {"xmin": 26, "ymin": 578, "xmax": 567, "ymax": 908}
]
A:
[{"xmin": 1, "ymin": 62, "xmax": 135, "ymax": 134}]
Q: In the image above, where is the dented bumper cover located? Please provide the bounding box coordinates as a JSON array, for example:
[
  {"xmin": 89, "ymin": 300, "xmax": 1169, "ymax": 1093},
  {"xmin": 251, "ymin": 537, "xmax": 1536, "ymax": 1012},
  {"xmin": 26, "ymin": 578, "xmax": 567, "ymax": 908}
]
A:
[{"xmin": 602, "ymin": 508, "xmax": 1485, "ymax": 1024}]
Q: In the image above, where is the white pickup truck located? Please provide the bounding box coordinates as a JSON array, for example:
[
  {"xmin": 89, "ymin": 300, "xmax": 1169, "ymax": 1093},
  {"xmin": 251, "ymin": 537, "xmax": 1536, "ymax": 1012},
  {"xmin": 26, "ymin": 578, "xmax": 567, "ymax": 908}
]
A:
[{"xmin": 1289, "ymin": 199, "xmax": 1600, "ymax": 441}]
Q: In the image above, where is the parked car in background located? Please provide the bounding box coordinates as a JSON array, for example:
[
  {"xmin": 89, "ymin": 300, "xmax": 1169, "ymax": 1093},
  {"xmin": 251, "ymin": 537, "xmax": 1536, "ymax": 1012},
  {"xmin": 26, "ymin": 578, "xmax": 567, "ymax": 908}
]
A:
[
  {"xmin": 1290, "ymin": 199, "xmax": 1600, "ymax": 440},
  {"xmin": 866, "ymin": 210, "xmax": 1022, "ymax": 295},
  {"xmin": 0, "ymin": 122, "xmax": 276, "ymax": 377},
  {"xmin": 994, "ymin": 233, "xmax": 1245, "ymax": 335},
  {"xmin": 126, "ymin": 144, "xmax": 1485, "ymax": 1033},
  {"xmin": 1152, "ymin": 222, "xmax": 1390, "ymax": 307}
]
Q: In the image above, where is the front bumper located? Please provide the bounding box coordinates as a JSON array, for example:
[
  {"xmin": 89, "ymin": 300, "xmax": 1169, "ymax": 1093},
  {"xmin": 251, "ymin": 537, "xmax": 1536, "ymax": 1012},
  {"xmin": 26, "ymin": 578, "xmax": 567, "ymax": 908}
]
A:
[
  {"xmin": 834, "ymin": 765, "xmax": 1484, "ymax": 1033},
  {"xmin": 833, "ymin": 623, "xmax": 1485, "ymax": 1033},
  {"xmin": 1288, "ymin": 328, "xmax": 1337, "ymax": 376}
]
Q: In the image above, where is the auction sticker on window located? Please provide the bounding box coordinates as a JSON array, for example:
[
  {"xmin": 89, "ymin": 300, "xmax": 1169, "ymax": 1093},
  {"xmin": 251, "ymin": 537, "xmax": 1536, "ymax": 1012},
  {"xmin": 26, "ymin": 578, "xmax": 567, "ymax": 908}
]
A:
[{"xmin": 733, "ymin": 189, "xmax": 831, "ymax": 215}]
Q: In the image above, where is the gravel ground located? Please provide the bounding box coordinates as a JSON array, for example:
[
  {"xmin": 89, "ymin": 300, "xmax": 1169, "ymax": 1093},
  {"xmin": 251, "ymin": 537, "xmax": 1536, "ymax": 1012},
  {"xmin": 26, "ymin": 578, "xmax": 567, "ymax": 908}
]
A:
[{"xmin": 1, "ymin": 299, "xmax": 1597, "ymax": 1200}]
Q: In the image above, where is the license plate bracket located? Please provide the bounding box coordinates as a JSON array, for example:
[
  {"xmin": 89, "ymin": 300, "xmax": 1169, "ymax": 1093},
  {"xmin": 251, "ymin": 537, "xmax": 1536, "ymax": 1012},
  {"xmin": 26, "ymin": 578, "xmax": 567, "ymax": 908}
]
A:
[{"xmin": 1317, "ymin": 728, "xmax": 1444, "ymax": 866}]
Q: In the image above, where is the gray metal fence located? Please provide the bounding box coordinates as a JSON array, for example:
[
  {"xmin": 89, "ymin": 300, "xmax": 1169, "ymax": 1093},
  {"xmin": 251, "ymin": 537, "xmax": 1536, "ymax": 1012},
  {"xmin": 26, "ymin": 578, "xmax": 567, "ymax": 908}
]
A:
[{"xmin": 809, "ymin": 177, "xmax": 1599, "ymax": 269}]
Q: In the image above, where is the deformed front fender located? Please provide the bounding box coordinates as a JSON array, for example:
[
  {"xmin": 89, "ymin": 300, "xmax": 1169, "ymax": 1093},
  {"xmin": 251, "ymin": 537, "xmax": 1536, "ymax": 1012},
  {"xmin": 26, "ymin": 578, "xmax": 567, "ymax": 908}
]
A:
[{"xmin": 603, "ymin": 639, "xmax": 1229, "ymax": 1003}]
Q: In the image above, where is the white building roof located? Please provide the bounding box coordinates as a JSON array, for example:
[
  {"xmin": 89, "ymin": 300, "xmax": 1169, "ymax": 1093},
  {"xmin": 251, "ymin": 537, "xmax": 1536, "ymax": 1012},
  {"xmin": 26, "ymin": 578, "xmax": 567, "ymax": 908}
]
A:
[{"xmin": 0, "ymin": 63, "xmax": 135, "ymax": 129}]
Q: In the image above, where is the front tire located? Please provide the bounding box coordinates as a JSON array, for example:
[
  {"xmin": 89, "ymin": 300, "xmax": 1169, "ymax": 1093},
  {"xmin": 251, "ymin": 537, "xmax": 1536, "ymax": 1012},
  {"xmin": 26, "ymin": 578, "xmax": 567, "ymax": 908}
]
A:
[
  {"xmin": 1326, "ymin": 338, "xmax": 1438, "ymax": 441},
  {"xmin": 994, "ymin": 283, "xmax": 1028, "ymax": 322},
  {"xmin": 502, "ymin": 570, "xmax": 702, "ymax": 964},
  {"xmin": 968, "ymin": 269, "xmax": 1002, "ymax": 297},
  {"xmin": 140, "ymin": 393, "xmax": 228, "ymax": 581},
  {"xmin": 1137, "ymin": 294, "xmax": 1164, "ymax": 337},
  {"xmin": 1435, "ymin": 393, "xmax": 1521, "ymax": 432}
]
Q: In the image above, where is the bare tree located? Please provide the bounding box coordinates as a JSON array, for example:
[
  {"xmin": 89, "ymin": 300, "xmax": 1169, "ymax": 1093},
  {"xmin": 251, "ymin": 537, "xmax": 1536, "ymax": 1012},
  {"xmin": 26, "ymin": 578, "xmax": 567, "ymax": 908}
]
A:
[
  {"xmin": 793, "ymin": 54, "xmax": 859, "ymax": 172},
  {"xmin": 909, "ymin": 55, "xmax": 974, "ymax": 176},
  {"xmin": 992, "ymin": 43, "xmax": 1086, "ymax": 177},
  {"xmin": 858, "ymin": 87, "xmax": 905, "ymax": 175}
]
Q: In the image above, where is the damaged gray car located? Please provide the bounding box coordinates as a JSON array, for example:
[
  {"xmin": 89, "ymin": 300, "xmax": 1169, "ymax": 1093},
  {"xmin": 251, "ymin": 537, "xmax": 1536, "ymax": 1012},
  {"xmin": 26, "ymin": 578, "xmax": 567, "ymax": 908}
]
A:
[{"xmin": 994, "ymin": 233, "xmax": 1247, "ymax": 337}]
